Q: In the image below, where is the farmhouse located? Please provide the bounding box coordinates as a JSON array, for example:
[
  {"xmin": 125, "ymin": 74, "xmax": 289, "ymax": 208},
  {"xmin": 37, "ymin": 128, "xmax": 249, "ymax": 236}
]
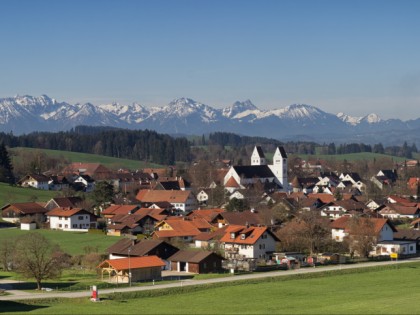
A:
[
  {"xmin": 136, "ymin": 189, "xmax": 197, "ymax": 213},
  {"xmin": 46, "ymin": 207, "xmax": 97, "ymax": 231},
  {"xmin": 1, "ymin": 202, "xmax": 48, "ymax": 224}
]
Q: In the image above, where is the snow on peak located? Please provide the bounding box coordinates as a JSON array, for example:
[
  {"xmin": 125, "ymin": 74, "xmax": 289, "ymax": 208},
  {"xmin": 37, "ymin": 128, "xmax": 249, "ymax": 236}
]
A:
[
  {"xmin": 222, "ymin": 100, "xmax": 259, "ymax": 118},
  {"xmin": 337, "ymin": 112, "xmax": 382, "ymax": 125},
  {"xmin": 362, "ymin": 113, "xmax": 382, "ymax": 124}
]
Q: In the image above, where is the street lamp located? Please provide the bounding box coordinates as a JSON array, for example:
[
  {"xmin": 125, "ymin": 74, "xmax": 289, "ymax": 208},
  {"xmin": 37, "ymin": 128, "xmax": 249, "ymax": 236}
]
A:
[{"xmin": 128, "ymin": 247, "xmax": 132, "ymax": 287}]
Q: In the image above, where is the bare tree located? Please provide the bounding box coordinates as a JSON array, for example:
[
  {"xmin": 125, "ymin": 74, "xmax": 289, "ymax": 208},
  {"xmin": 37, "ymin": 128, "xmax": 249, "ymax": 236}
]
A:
[
  {"xmin": 0, "ymin": 239, "xmax": 15, "ymax": 271},
  {"xmin": 345, "ymin": 217, "xmax": 377, "ymax": 258},
  {"xmin": 13, "ymin": 233, "xmax": 68, "ymax": 290}
]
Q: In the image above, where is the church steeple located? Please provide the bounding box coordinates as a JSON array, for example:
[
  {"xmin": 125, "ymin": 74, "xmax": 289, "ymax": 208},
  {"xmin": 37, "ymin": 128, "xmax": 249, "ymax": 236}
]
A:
[{"xmin": 251, "ymin": 146, "xmax": 266, "ymax": 165}]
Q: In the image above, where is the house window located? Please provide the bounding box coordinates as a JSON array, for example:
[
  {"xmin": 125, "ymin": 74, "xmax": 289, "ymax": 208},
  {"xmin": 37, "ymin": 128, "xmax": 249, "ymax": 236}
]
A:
[
  {"xmin": 58, "ymin": 224, "xmax": 62, "ymax": 228},
  {"xmin": 78, "ymin": 216, "xmax": 84, "ymax": 220},
  {"xmin": 59, "ymin": 216, "xmax": 62, "ymax": 220},
  {"xmin": 73, "ymin": 224, "xmax": 77, "ymax": 228},
  {"xmin": 410, "ymin": 246, "xmax": 414, "ymax": 251},
  {"xmin": 65, "ymin": 224, "xmax": 68, "ymax": 228},
  {"xmin": 240, "ymin": 234, "xmax": 246, "ymax": 240},
  {"xmin": 230, "ymin": 233, "xmax": 235, "ymax": 239}
]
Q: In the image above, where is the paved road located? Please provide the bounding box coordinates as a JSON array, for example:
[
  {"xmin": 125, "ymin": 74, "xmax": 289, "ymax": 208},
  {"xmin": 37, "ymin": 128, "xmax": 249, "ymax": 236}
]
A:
[{"xmin": 1, "ymin": 258, "xmax": 418, "ymax": 301}]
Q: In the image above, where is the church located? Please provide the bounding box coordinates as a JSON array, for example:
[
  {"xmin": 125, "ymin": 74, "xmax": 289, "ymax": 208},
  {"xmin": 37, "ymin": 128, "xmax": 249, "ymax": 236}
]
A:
[{"xmin": 223, "ymin": 146, "xmax": 289, "ymax": 193}]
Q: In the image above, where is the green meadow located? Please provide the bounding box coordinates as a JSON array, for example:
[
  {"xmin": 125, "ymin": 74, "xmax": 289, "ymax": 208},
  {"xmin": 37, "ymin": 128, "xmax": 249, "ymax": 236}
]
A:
[
  {"xmin": 0, "ymin": 183, "xmax": 57, "ymax": 208},
  {"xmin": 10, "ymin": 147, "xmax": 164, "ymax": 171},
  {"xmin": 2, "ymin": 262, "xmax": 420, "ymax": 314},
  {"xmin": 0, "ymin": 229, "xmax": 120, "ymax": 256}
]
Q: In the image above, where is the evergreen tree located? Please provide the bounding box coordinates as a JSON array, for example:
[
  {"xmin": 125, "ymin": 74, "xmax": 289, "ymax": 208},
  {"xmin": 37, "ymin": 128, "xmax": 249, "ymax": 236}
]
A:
[{"xmin": 0, "ymin": 142, "xmax": 14, "ymax": 184}]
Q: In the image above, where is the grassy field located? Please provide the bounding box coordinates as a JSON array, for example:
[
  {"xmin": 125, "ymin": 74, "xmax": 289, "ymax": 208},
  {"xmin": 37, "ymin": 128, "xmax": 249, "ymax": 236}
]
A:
[
  {"xmin": 0, "ymin": 183, "xmax": 57, "ymax": 207},
  {"xmin": 298, "ymin": 151, "xmax": 409, "ymax": 162},
  {"xmin": 2, "ymin": 262, "xmax": 420, "ymax": 314},
  {"xmin": 0, "ymin": 229, "xmax": 121, "ymax": 256},
  {"xmin": 10, "ymin": 147, "xmax": 164, "ymax": 170}
]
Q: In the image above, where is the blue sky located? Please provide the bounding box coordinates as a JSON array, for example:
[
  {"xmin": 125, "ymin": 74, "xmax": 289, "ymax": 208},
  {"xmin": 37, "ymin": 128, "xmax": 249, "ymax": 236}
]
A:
[{"xmin": 0, "ymin": 0, "xmax": 419, "ymax": 119}]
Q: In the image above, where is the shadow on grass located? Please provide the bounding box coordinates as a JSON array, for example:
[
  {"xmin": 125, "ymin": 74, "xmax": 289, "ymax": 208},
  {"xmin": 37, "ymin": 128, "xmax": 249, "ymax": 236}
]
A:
[
  {"xmin": 7, "ymin": 281, "xmax": 82, "ymax": 291},
  {"xmin": 0, "ymin": 301, "xmax": 48, "ymax": 313}
]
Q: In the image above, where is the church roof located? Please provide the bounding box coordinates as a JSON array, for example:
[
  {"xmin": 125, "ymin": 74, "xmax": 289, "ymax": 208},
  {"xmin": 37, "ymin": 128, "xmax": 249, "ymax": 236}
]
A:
[
  {"xmin": 232, "ymin": 165, "xmax": 275, "ymax": 179},
  {"xmin": 254, "ymin": 146, "xmax": 265, "ymax": 158}
]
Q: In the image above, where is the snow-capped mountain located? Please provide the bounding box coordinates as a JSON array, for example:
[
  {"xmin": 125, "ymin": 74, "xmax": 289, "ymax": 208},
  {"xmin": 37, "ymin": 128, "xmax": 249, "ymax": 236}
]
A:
[
  {"xmin": 337, "ymin": 112, "xmax": 382, "ymax": 125},
  {"xmin": 1, "ymin": 94, "xmax": 420, "ymax": 146}
]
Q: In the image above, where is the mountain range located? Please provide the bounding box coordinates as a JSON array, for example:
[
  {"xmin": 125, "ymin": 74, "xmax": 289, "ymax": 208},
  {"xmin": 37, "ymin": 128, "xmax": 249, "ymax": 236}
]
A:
[{"xmin": 1, "ymin": 94, "xmax": 420, "ymax": 146}]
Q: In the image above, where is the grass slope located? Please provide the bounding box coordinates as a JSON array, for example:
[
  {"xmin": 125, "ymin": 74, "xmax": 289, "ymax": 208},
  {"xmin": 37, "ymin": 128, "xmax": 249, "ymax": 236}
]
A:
[
  {"xmin": 10, "ymin": 147, "xmax": 164, "ymax": 170},
  {"xmin": 0, "ymin": 183, "xmax": 56, "ymax": 208},
  {"xmin": 0, "ymin": 229, "xmax": 120, "ymax": 256},
  {"xmin": 2, "ymin": 263, "xmax": 420, "ymax": 314}
]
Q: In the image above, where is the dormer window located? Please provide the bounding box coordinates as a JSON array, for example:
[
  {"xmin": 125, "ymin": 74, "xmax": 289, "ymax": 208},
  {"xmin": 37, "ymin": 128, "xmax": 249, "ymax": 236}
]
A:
[
  {"xmin": 230, "ymin": 232, "xmax": 236, "ymax": 239},
  {"xmin": 240, "ymin": 234, "xmax": 246, "ymax": 240}
]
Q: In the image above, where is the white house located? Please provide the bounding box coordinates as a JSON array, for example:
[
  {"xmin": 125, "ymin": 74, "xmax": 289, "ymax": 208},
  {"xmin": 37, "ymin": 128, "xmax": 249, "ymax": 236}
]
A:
[
  {"xmin": 220, "ymin": 225, "xmax": 279, "ymax": 260},
  {"xmin": 330, "ymin": 216, "xmax": 396, "ymax": 242},
  {"xmin": 17, "ymin": 174, "xmax": 50, "ymax": 190},
  {"xmin": 73, "ymin": 175, "xmax": 95, "ymax": 192},
  {"xmin": 136, "ymin": 189, "xmax": 198, "ymax": 214},
  {"xmin": 196, "ymin": 189, "xmax": 210, "ymax": 205},
  {"xmin": 372, "ymin": 240, "xmax": 417, "ymax": 257},
  {"xmin": 47, "ymin": 207, "xmax": 97, "ymax": 231}
]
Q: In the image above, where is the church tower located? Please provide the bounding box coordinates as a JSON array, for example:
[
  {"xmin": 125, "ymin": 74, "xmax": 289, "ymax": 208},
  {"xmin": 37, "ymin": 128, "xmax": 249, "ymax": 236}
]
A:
[
  {"xmin": 251, "ymin": 146, "xmax": 266, "ymax": 165},
  {"xmin": 269, "ymin": 146, "xmax": 288, "ymax": 190}
]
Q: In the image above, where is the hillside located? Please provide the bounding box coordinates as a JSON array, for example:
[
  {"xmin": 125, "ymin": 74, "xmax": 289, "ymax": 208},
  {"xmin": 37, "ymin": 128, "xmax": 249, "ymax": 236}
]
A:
[{"xmin": 0, "ymin": 183, "xmax": 56, "ymax": 208}]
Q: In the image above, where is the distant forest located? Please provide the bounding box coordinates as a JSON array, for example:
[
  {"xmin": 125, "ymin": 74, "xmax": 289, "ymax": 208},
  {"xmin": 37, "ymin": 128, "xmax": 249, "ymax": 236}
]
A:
[{"xmin": 0, "ymin": 128, "xmax": 417, "ymax": 165}]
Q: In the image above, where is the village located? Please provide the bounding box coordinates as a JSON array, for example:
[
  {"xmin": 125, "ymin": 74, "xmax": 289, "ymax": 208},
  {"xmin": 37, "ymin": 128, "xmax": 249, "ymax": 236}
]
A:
[{"xmin": 2, "ymin": 145, "xmax": 420, "ymax": 286}]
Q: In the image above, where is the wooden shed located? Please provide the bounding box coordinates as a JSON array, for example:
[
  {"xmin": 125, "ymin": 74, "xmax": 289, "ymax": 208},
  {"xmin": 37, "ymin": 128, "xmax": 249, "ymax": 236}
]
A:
[
  {"xmin": 168, "ymin": 250, "xmax": 224, "ymax": 274},
  {"xmin": 97, "ymin": 256, "xmax": 165, "ymax": 283}
]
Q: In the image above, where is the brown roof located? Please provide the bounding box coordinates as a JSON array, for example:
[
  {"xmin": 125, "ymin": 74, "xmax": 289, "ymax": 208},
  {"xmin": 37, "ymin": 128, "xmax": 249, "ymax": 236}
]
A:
[
  {"xmin": 136, "ymin": 189, "xmax": 192, "ymax": 204},
  {"xmin": 1, "ymin": 202, "xmax": 48, "ymax": 215},
  {"xmin": 220, "ymin": 211, "xmax": 262, "ymax": 226},
  {"xmin": 102, "ymin": 205, "xmax": 140, "ymax": 216},
  {"xmin": 307, "ymin": 193, "xmax": 335, "ymax": 203},
  {"xmin": 97, "ymin": 255, "xmax": 165, "ymax": 270},
  {"xmin": 379, "ymin": 204, "xmax": 420, "ymax": 216},
  {"xmin": 154, "ymin": 219, "xmax": 202, "ymax": 238},
  {"xmin": 187, "ymin": 208, "xmax": 225, "ymax": 223},
  {"xmin": 107, "ymin": 238, "xmax": 178, "ymax": 257},
  {"xmin": 48, "ymin": 197, "xmax": 83, "ymax": 208},
  {"xmin": 168, "ymin": 250, "xmax": 223, "ymax": 263},
  {"xmin": 330, "ymin": 216, "xmax": 397, "ymax": 234}
]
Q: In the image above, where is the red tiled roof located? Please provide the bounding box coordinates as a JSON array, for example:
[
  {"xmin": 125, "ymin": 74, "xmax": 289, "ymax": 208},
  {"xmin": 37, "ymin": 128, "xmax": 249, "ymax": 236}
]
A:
[
  {"xmin": 102, "ymin": 205, "xmax": 139, "ymax": 216},
  {"xmin": 1, "ymin": 202, "xmax": 48, "ymax": 214},
  {"xmin": 219, "ymin": 225, "xmax": 274, "ymax": 245},
  {"xmin": 47, "ymin": 207, "xmax": 92, "ymax": 217},
  {"xmin": 97, "ymin": 255, "xmax": 165, "ymax": 270}
]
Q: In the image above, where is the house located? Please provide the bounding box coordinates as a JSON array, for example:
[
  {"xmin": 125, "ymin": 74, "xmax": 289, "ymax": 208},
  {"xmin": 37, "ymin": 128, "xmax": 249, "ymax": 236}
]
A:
[
  {"xmin": 136, "ymin": 189, "xmax": 197, "ymax": 214},
  {"xmin": 186, "ymin": 208, "xmax": 225, "ymax": 226},
  {"xmin": 154, "ymin": 177, "xmax": 190, "ymax": 191},
  {"xmin": 378, "ymin": 203, "xmax": 420, "ymax": 219},
  {"xmin": 45, "ymin": 197, "xmax": 83, "ymax": 211},
  {"xmin": 290, "ymin": 176, "xmax": 318, "ymax": 193},
  {"xmin": 112, "ymin": 171, "xmax": 153, "ymax": 194},
  {"xmin": 97, "ymin": 256, "xmax": 165, "ymax": 283},
  {"xmin": 48, "ymin": 175, "xmax": 70, "ymax": 191},
  {"xmin": 102, "ymin": 205, "xmax": 141, "ymax": 221},
  {"xmin": 330, "ymin": 216, "xmax": 397, "ymax": 242},
  {"xmin": 218, "ymin": 210, "xmax": 262, "ymax": 228},
  {"xmin": 371, "ymin": 170, "xmax": 398, "ymax": 189},
  {"xmin": 196, "ymin": 189, "xmax": 210, "ymax": 205},
  {"xmin": 220, "ymin": 225, "xmax": 279, "ymax": 260},
  {"xmin": 106, "ymin": 208, "xmax": 168, "ymax": 236},
  {"xmin": 152, "ymin": 218, "xmax": 204, "ymax": 242},
  {"xmin": 73, "ymin": 175, "xmax": 95, "ymax": 192},
  {"xmin": 62, "ymin": 162, "xmax": 113, "ymax": 180},
  {"xmin": 106, "ymin": 238, "xmax": 179, "ymax": 269},
  {"xmin": 320, "ymin": 200, "xmax": 367, "ymax": 219},
  {"xmin": 17, "ymin": 174, "xmax": 50, "ymax": 190},
  {"xmin": 1, "ymin": 202, "xmax": 48, "ymax": 224},
  {"xmin": 168, "ymin": 250, "xmax": 224, "ymax": 273},
  {"xmin": 372, "ymin": 240, "xmax": 417, "ymax": 257},
  {"xmin": 223, "ymin": 146, "xmax": 288, "ymax": 192},
  {"xmin": 46, "ymin": 207, "xmax": 97, "ymax": 231}
]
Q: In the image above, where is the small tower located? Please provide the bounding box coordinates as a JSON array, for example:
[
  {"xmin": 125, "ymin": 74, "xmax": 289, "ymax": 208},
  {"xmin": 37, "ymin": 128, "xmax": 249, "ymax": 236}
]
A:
[
  {"xmin": 269, "ymin": 146, "xmax": 288, "ymax": 190},
  {"xmin": 251, "ymin": 146, "xmax": 266, "ymax": 166}
]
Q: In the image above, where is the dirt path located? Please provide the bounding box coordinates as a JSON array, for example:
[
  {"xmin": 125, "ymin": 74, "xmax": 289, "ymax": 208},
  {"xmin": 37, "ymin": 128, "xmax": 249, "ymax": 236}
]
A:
[{"xmin": 0, "ymin": 258, "xmax": 418, "ymax": 301}]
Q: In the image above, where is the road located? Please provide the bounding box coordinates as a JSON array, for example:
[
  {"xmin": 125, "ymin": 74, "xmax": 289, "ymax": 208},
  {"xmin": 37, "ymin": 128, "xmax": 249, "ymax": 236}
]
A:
[{"xmin": 1, "ymin": 258, "xmax": 418, "ymax": 301}]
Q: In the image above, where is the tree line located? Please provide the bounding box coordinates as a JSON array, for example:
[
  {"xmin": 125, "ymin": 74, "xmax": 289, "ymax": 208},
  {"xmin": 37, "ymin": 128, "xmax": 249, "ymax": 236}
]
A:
[{"xmin": 0, "ymin": 127, "xmax": 191, "ymax": 165}]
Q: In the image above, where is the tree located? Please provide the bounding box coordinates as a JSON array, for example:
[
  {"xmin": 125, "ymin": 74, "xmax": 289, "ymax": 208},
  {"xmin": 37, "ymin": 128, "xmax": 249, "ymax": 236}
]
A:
[
  {"xmin": 91, "ymin": 181, "xmax": 114, "ymax": 212},
  {"xmin": 0, "ymin": 142, "xmax": 14, "ymax": 184},
  {"xmin": 13, "ymin": 233, "xmax": 68, "ymax": 290},
  {"xmin": 225, "ymin": 198, "xmax": 249, "ymax": 212},
  {"xmin": 344, "ymin": 217, "xmax": 377, "ymax": 258}
]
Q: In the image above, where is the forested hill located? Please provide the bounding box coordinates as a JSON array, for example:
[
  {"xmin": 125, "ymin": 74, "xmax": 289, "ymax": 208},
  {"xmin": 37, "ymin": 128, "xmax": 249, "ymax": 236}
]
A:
[{"xmin": 0, "ymin": 127, "xmax": 191, "ymax": 165}]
